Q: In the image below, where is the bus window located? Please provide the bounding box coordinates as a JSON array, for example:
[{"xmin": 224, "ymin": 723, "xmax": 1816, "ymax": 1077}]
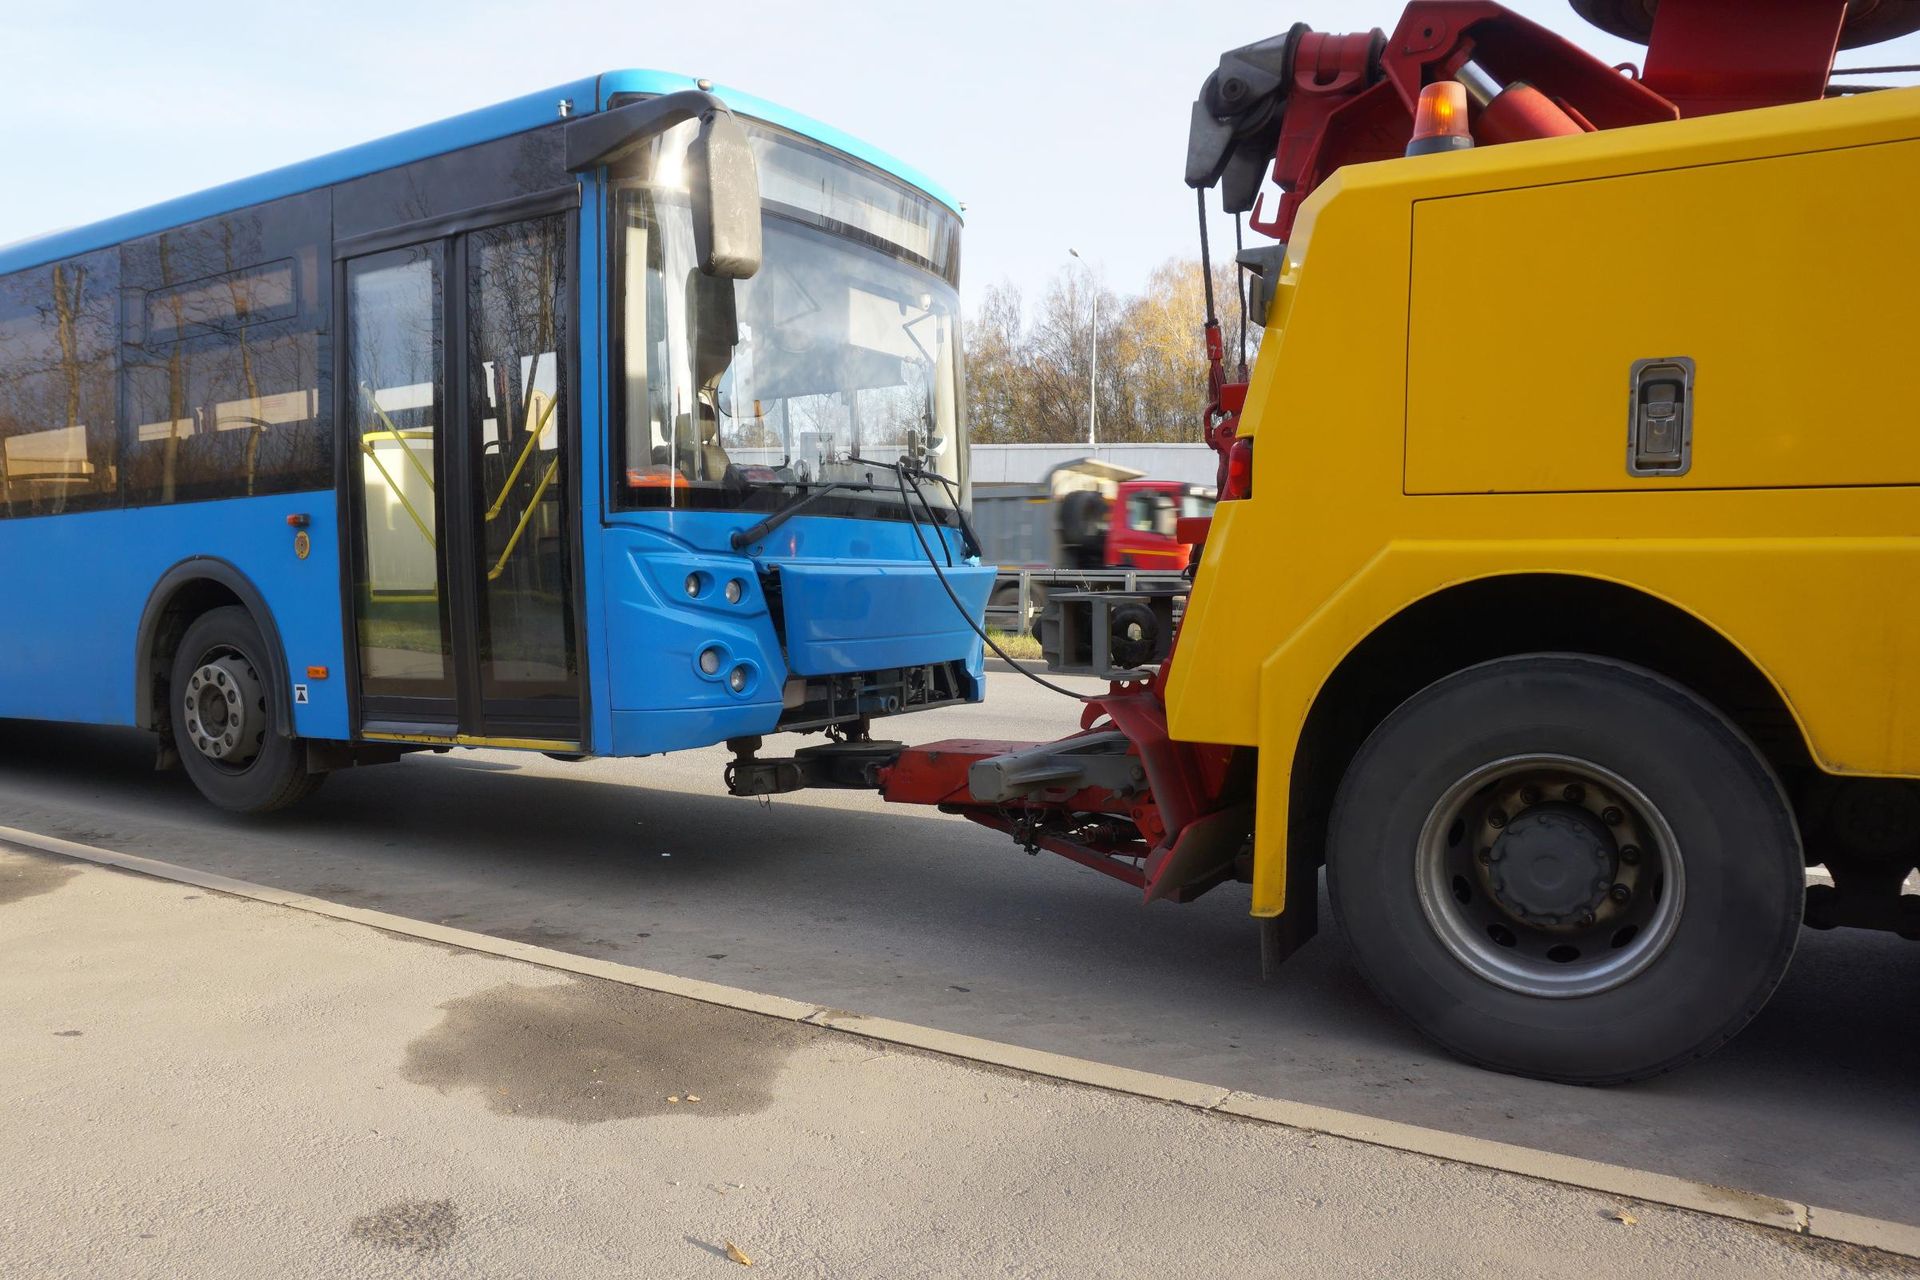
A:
[
  {"xmin": 0, "ymin": 250, "xmax": 119, "ymax": 518},
  {"xmin": 348, "ymin": 246, "xmax": 449, "ymax": 695},
  {"xmin": 609, "ymin": 120, "xmax": 966, "ymax": 521},
  {"xmin": 120, "ymin": 192, "xmax": 330, "ymax": 506},
  {"xmin": 467, "ymin": 214, "xmax": 576, "ymax": 702}
]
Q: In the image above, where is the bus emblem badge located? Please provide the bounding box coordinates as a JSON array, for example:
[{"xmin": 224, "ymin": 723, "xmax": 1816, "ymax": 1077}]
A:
[{"xmin": 293, "ymin": 531, "xmax": 311, "ymax": 560}]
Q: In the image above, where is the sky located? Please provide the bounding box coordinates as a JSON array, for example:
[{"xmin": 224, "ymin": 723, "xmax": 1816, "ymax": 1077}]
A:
[{"xmin": 2, "ymin": 1, "xmax": 1916, "ymax": 310}]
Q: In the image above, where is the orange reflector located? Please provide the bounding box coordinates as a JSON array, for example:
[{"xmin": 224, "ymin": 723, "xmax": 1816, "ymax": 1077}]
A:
[
  {"xmin": 306, "ymin": 666, "xmax": 329, "ymax": 680},
  {"xmin": 285, "ymin": 512, "xmax": 310, "ymax": 528},
  {"xmin": 1407, "ymin": 81, "xmax": 1474, "ymax": 157}
]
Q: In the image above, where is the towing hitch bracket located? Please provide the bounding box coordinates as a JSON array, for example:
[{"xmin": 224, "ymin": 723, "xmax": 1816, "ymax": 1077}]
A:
[{"xmin": 724, "ymin": 736, "xmax": 906, "ymax": 797}]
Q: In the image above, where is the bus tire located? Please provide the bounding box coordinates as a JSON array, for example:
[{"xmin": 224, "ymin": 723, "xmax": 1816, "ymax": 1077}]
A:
[
  {"xmin": 1325, "ymin": 653, "xmax": 1803, "ymax": 1085},
  {"xmin": 169, "ymin": 606, "xmax": 323, "ymax": 814}
]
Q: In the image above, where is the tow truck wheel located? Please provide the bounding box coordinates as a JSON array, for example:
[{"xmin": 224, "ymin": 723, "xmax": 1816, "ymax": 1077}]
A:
[{"xmin": 1326, "ymin": 654, "xmax": 1802, "ymax": 1084}]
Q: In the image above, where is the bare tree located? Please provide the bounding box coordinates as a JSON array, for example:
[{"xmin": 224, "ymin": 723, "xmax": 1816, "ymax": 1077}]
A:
[{"xmin": 965, "ymin": 256, "xmax": 1260, "ymax": 445}]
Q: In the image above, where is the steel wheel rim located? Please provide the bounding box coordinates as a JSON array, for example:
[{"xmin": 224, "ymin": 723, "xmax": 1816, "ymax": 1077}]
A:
[
  {"xmin": 181, "ymin": 645, "xmax": 267, "ymax": 771},
  {"xmin": 1414, "ymin": 753, "xmax": 1686, "ymax": 998}
]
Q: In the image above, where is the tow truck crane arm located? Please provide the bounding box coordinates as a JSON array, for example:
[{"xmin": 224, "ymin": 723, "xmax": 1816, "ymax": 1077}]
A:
[{"xmin": 1188, "ymin": 0, "xmax": 1919, "ymax": 244}]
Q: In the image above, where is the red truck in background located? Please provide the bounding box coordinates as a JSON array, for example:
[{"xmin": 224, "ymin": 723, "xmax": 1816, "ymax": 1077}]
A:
[
  {"xmin": 970, "ymin": 458, "xmax": 1216, "ymax": 630},
  {"xmin": 973, "ymin": 458, "xmax": 1217, "ymax": 572}
]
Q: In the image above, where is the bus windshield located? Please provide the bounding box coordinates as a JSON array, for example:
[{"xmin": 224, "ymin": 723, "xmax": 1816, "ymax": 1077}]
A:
[{"xmin": 611, "ymin": 118, "xmax": 966, "ymax": 517}]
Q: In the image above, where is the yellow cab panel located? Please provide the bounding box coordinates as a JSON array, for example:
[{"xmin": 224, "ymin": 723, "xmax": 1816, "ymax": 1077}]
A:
[{"xmin": 1405, "ymin": 137, "xmax": 1920, "ymax": 494}]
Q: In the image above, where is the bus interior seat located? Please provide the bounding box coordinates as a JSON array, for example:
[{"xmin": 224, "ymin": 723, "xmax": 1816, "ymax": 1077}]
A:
[{"xmin": 654, "ymin": 409, "xmax": 731, "ymax": 482}]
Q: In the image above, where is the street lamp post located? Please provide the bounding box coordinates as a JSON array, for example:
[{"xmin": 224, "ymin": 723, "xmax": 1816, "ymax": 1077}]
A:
[{"xmin": 1069, "ymin": 248, "xmax": 1097, "ymax": 445}]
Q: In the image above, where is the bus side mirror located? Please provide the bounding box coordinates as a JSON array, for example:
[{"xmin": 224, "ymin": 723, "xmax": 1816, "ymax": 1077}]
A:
[
  {"xmin": 564, "ymin": 90, "xmax": 762, "ymax": 279},
  {"xmin": 689, "ymin": 110, "xmax": 761, "ymax": 280}
]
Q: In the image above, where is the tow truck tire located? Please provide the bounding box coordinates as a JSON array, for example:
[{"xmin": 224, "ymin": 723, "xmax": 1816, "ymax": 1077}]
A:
[
  {"xmin": 1326, "ymin": 654, "xmax": 1803, "ymax": 1084},
  {"xmin": 170, "ymin": 606, "xmax": 324, "ymax": 814}
]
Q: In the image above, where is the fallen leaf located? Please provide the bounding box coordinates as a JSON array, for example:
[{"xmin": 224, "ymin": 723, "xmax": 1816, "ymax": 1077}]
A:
[
  {"xmin": 725, "ymin": 1240, "xmax": 753, "ymax": 1266},
  {"xmin": 686, "ymin": 1095, "xmax": 702, "ymax": 1103},
  {"xmin": 668, "ymin": 1096, "xmax": 681, "ymax": 1104},
  {"xmin": 1611, "ymin": 1210, "xmax": 1638, "ymax": 1226}
]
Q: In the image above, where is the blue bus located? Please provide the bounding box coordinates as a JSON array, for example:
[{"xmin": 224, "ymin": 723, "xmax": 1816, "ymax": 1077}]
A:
[{"xmin": 0, "ymin": 72, "xmax": 989, "ymax": 812}]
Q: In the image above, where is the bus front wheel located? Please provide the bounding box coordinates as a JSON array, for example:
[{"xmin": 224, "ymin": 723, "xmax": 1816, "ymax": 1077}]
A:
[
  {"xmin": 169, "ymin": 606, "xmax": 323, "ymax": 814},
  {"xmin": 1326, "ymin": 653, "xmax": 1803, "ymax": 1084}
]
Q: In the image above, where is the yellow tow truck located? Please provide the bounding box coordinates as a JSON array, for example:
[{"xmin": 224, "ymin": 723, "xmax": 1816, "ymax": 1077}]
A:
[{"xmin": 747, "ymin": 0, "xmax": 1920, "ymax": 1083}]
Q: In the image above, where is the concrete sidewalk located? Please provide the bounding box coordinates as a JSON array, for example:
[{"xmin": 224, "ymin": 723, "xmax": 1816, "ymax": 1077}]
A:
[{"xmin": 0, "ymin": 844, "xmax": 1910, "ymax": 1280}]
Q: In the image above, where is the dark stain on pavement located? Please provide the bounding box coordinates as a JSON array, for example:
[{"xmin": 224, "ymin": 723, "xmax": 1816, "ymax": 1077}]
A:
[
  {"xmin": 0, "ymin": 853, "xmax": 79, "ymax": 906},
  {"xmin": 488, "ymin": 922, "xmax": 624, "ymax": 952},
  {"xmin": 401, "ymin": 977, "xmax": 809, "ymax": 1122},
  {"xmin": 349, "ymin": 1198, "xmax": 461, "ymax": 1254}
]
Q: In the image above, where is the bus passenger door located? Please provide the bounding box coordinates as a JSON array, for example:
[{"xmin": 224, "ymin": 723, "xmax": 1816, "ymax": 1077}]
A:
[{"xmin": 344, "ymin": 211, "xmax": 582, "ymax": 747}]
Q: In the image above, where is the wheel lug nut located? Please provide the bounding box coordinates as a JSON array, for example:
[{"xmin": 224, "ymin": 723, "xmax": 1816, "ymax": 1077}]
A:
[
  {"xmin": 1578, "ymin": 911, "xmax": 1596, "ymax": 927},
  {"xmin": 1563, "ymin": 784, "xmax": 1585, "ymax": 803},
  {"xmin": 1620, "ymin": 845, "xmax": 1641, "ymax": 865},
  {"xmin": 1609, "ymin": 884, "xmax": 1631, "ymax": 903},
  {"xmin": 1601, "ymin": 806, "xmax": 1624, "ymax": 825},
  {"xmin": 1520, "ymin": 786, "xmax": 1541, "ymax": 805},
  {"xmin": 1476, "ymin": 847, "xmax": 1492, "ymax": 864},
  {"xmin": 1487, "ymin": 810, "xmax": 1507, "ymax": 829}
]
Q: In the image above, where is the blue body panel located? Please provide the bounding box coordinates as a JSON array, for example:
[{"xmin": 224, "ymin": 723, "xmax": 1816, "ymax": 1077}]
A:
[
  {"xmin": 0, "ymin": 493, "xmax": 350, "ymax": 738},
  {"xmin": 777, "ymin": 561, "xmax": 995, "ymax": 676},
  {"xmin": 592, "ymin": 509, "xmax": 984, "ymax": 755}
]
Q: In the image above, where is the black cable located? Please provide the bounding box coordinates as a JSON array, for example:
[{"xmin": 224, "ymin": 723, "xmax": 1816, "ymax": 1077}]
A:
[
  {"xmin": 1196, "ymin": 189, "xmax": 1218, "ymax": 329},
  {"xmin": 1233, "ymin": 214, "xmax": 1249, "ymax": 381},
  {"xmin": 848, "ymin": 454, "xmax": 981, "ymax": 561},
  {"xmin": 920, "ymin": 470, "xmax": 986, "ymax": 562},
  {"xmin": 905, "ymin": 470, "xmax": 955, "ymax": 566},
  {"xmin": 1833, "ymin": 64, "xmax": 1920, "ymax": 75},
  {"xmin": 893, "ymin": 464, "xmax": 1090, "ymax": 703}
]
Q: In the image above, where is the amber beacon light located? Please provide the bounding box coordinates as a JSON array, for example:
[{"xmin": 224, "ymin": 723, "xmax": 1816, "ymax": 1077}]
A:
[{"xmin": 1406, "ymin": 81, "xmax": 1474, "ymax": 157}]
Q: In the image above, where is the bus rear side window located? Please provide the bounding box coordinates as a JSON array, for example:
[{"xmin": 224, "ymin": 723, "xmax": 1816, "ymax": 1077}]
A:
[
  {"xmin": 144, "ymin": 260, "xmax": 298, "ymax": 344},
  {"xmin": 0, "ymin": 249, "xmax": 119, "ymax": 519},
  {"xmin": 121, "ymin": 192, "xmax": 331, "ymax": 506}
]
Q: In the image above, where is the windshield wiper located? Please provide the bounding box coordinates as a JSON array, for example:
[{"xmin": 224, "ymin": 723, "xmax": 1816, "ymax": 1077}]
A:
[
  {"xmin": 729, "ymin": 481, "xmax": 867, "ymax": 550},
  {"xmin": 850, "ymin": 455, "xmax": 982, "ymax": 562}
]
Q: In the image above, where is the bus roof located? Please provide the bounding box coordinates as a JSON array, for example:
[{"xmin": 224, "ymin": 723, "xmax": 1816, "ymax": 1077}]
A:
[{"xmin": 0, "ymin": 69, "xmax": 961, "ymax": 277}]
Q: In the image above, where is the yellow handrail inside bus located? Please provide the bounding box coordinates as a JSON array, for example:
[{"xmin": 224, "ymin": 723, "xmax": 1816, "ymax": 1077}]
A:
[
  {"xmin": 359, "ymin": 431, "xmax": 437, "ymax": 551},
  {"xmin": 355, "ymin": 383, "xmax": 562, "ymax": 572},
  {"xmin": 364, "ymin": 393, "xmax": 438, "ymax": 495},
  {"xmin": 485, "ymin": 392, "xmax": 559, "ymax": 523},
  {"xmin": 487, "ymin": 456, "xmax": 560, "ymax": 581}
]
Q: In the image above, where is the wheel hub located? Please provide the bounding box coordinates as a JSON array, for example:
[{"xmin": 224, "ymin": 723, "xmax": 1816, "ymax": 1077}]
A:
[
  {"xmin": 182, "ymin": 654, "xmax": 265, "ymax": 766},
  {"xmin": 1417, "ymin": 754, "xmax": 1686, "ymax": 999},
  {"xmin": 1487, "ymin": 803, "xmax": 1617, "ymax": 927}
]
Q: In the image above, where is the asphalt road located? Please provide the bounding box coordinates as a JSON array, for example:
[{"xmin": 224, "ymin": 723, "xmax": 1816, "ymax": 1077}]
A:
[{"xmin": 2, "ymin": 671, "xmax": 1916, "ymax": 1225}]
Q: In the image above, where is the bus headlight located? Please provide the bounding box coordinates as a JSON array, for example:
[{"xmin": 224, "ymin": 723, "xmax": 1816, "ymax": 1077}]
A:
[
  {"xmin": 699, "ymin": 647, "xmax": 723, "ymax": 675},
  {"xmin": 725, "ymin": 578, "xmax": 745, "ymax": 604},
  {"xmin": 685, "ymin": 572, "xmax": 704, "ymax": 598},
  {"xmin": 728, "ymin": 665, "xmax": 750, "ymax": 693}
]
